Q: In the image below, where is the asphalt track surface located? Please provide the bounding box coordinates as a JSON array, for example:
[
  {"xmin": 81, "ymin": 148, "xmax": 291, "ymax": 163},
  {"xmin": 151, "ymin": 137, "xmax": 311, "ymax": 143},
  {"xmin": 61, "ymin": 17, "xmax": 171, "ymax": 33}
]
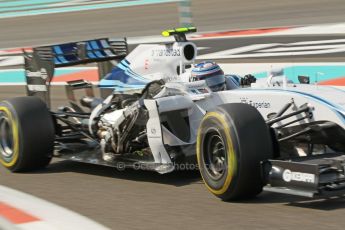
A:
[
  {"xmin": 1, "ymin": 0, "xmax": 345, "ymax": 48},
  {"xmin": 2, "ymin": 1, "xmax": 345, "ymax": 229},
  {"xmin": 193, "ymin": 35, "xmax": 345, "ymax": 63}
]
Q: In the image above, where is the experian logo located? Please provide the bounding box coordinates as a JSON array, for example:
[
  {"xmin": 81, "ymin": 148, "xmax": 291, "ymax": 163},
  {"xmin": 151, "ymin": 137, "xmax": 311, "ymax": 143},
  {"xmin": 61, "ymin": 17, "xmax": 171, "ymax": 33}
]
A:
[{"xmin": 282, "ymin": 169, "xmax": 315, "ymax": 183}]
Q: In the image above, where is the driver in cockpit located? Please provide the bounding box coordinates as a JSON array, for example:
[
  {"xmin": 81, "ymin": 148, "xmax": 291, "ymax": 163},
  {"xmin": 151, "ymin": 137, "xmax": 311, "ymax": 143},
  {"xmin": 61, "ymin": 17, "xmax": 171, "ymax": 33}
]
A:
[{"xmin": 189, "ymin": 61, "xmax": 245, "ymax": 91}]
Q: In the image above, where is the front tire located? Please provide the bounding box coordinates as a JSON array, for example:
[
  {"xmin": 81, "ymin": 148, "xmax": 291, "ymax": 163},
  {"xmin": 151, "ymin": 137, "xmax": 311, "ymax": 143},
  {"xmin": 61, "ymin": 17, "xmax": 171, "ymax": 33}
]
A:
[
  {"xmin": 197, "ymin": 103, "xmax": 273, "ymax": 200},
  {"xmin": 0, "ymin": 97, "xmax": 55, "ymax": 172}
]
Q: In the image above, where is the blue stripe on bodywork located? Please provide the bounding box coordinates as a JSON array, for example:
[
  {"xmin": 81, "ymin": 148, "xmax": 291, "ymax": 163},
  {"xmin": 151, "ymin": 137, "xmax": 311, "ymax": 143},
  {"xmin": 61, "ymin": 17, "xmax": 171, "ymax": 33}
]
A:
[
  {"xmin": 103, "ymin": 67, "xmax": 147, "ymax": 84},
  {"xmin": 98, "ymin": 79, "xmax": 146, "ymax": 88},
  {"xmin": 240, "ymin": 88, "xmax": 345, "ymax": 122},
  {"xmin": 118, "ymin": 60, "xmax": 147, "ymax": 81},
  {"xmin": 99, "ymin": 61, "xmax": 149, "ymax": 91},
  {"xmin": 283, "ymin": 89, "xmax": 345, "ymax": 113}
]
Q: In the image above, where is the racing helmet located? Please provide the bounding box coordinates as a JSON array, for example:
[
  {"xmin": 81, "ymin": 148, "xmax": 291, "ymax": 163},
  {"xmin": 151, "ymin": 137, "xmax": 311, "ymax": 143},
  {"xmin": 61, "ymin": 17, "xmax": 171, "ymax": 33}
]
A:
[{"xmin": 191, "ymin": 61, "xmax": 226, "ymax": 92}]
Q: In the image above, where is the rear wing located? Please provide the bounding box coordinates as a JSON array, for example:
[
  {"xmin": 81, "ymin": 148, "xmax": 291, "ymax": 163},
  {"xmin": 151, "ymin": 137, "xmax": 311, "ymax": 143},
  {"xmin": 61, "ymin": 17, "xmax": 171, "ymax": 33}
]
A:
[{"xmin": 24, "ymin": 38, "xmax": 128, "ymax": 107}]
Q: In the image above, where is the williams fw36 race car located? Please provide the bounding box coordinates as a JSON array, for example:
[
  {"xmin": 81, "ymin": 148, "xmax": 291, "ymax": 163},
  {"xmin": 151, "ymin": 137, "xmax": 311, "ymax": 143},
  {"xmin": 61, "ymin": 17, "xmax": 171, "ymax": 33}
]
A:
[{"xmin": 1, "ymin": 27, "xmax": 345, "ymax": 201}]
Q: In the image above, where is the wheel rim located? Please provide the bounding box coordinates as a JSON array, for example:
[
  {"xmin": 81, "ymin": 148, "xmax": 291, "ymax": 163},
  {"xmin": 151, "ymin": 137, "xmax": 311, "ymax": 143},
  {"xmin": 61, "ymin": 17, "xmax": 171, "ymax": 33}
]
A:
[
  {"xmin": 0, "ymin": 112, "xmax": 14, "ymax": 159},
  {"xmin": 203, "ymin": 129, "xmax": 227, "ymax": 181}
]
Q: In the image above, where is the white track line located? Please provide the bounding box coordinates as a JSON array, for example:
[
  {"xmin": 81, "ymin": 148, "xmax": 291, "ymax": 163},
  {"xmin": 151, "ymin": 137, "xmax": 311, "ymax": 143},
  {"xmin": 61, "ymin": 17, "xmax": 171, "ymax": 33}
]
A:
[{"xmin": 0, "ymin": 185, "xmax": 109, "ymax": 230}]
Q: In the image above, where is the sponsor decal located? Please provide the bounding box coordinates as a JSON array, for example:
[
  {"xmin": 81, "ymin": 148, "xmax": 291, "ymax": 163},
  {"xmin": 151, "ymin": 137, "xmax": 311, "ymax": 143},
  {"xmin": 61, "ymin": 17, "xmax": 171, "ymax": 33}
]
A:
[
  {"xmin": 240, "ymin": 97, "xmax": 271, "ymax": 109},
  {"xmin": 25, "ymin": 68, "xmax": 48, "ymax": 80},
  {"xmin": 27, "ymin": 85, "xmax": 47, "ymax": 92},
  {"xmin": 144, "ymin": 59, "xmax": 149, "ymax": 70},
  {"xmin": 151, "ymin": 128, "xmax": 157, "ymax": 134},
  {"xmin": 151, "ymin": 48, "xmax": 181, "ymax": 57},
  {"xmin": 282, "ymin": 169, "xmax": 316, "ymax": 183}
]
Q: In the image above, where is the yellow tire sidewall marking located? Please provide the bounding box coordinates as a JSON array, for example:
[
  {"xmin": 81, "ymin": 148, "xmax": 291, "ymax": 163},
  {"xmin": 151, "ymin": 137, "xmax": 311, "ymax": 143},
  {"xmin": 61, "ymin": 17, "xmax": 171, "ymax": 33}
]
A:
[
  {"xmin": 197, "ymin": 111, "xmax": 237, "ymax": 195},
  {"xmin": 0, "ymin": 106, "xmax": 19, "ymax": 168}
]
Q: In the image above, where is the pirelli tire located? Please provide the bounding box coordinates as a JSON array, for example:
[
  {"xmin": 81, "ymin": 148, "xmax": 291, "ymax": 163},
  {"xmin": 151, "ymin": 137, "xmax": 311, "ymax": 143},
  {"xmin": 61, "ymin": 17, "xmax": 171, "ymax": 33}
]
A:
[
  {"xmin": 197, "ymin": 103, "xmax": 273, "ymax": 201},
  {"xmin": 0, "ymin": 97, "xmax": 55, "ymax": 172}
]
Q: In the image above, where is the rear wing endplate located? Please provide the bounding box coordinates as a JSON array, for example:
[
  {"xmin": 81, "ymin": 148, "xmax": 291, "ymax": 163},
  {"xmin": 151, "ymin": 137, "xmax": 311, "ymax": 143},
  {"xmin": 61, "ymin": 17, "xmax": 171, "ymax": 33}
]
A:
[{"xmin": 23, "ymin": 38, "xmax": 127, "ymax": 107}]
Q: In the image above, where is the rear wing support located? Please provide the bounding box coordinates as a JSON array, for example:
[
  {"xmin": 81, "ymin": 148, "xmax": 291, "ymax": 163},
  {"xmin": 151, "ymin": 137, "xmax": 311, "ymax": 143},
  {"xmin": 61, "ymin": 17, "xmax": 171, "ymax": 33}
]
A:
[{"xmin": 23, "ymin": 38, "xmax": 128, "ymax": 107}]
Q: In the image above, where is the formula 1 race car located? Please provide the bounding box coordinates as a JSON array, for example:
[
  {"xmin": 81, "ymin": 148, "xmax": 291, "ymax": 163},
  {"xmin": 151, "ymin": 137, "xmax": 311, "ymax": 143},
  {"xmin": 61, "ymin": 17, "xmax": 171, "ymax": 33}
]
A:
[{"xmin": 1, "ymin": 27, "xmax": 345, "ymax": 201}]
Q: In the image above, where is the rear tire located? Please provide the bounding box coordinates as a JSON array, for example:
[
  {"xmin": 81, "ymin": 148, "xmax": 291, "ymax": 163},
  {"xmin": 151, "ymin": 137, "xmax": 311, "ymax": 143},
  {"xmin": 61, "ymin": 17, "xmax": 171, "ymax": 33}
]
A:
[
  {"xmin": 0, "ymin": 97, "xmax": 55, "ymax": 172},
  {"xmin": 197, "ymin": 103, "xmax": 273, "ymax": 200}
]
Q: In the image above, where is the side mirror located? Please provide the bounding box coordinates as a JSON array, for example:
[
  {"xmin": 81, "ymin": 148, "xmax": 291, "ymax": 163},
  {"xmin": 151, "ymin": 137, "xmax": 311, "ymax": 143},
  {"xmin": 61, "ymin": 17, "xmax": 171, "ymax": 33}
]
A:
[
  {"xmin": 241, "ymin": 74, "xmax": 257, "ymax": 86},
  {"xmin": 298, "ymin": 75, "xmax": 310, "ymax": 84}
]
